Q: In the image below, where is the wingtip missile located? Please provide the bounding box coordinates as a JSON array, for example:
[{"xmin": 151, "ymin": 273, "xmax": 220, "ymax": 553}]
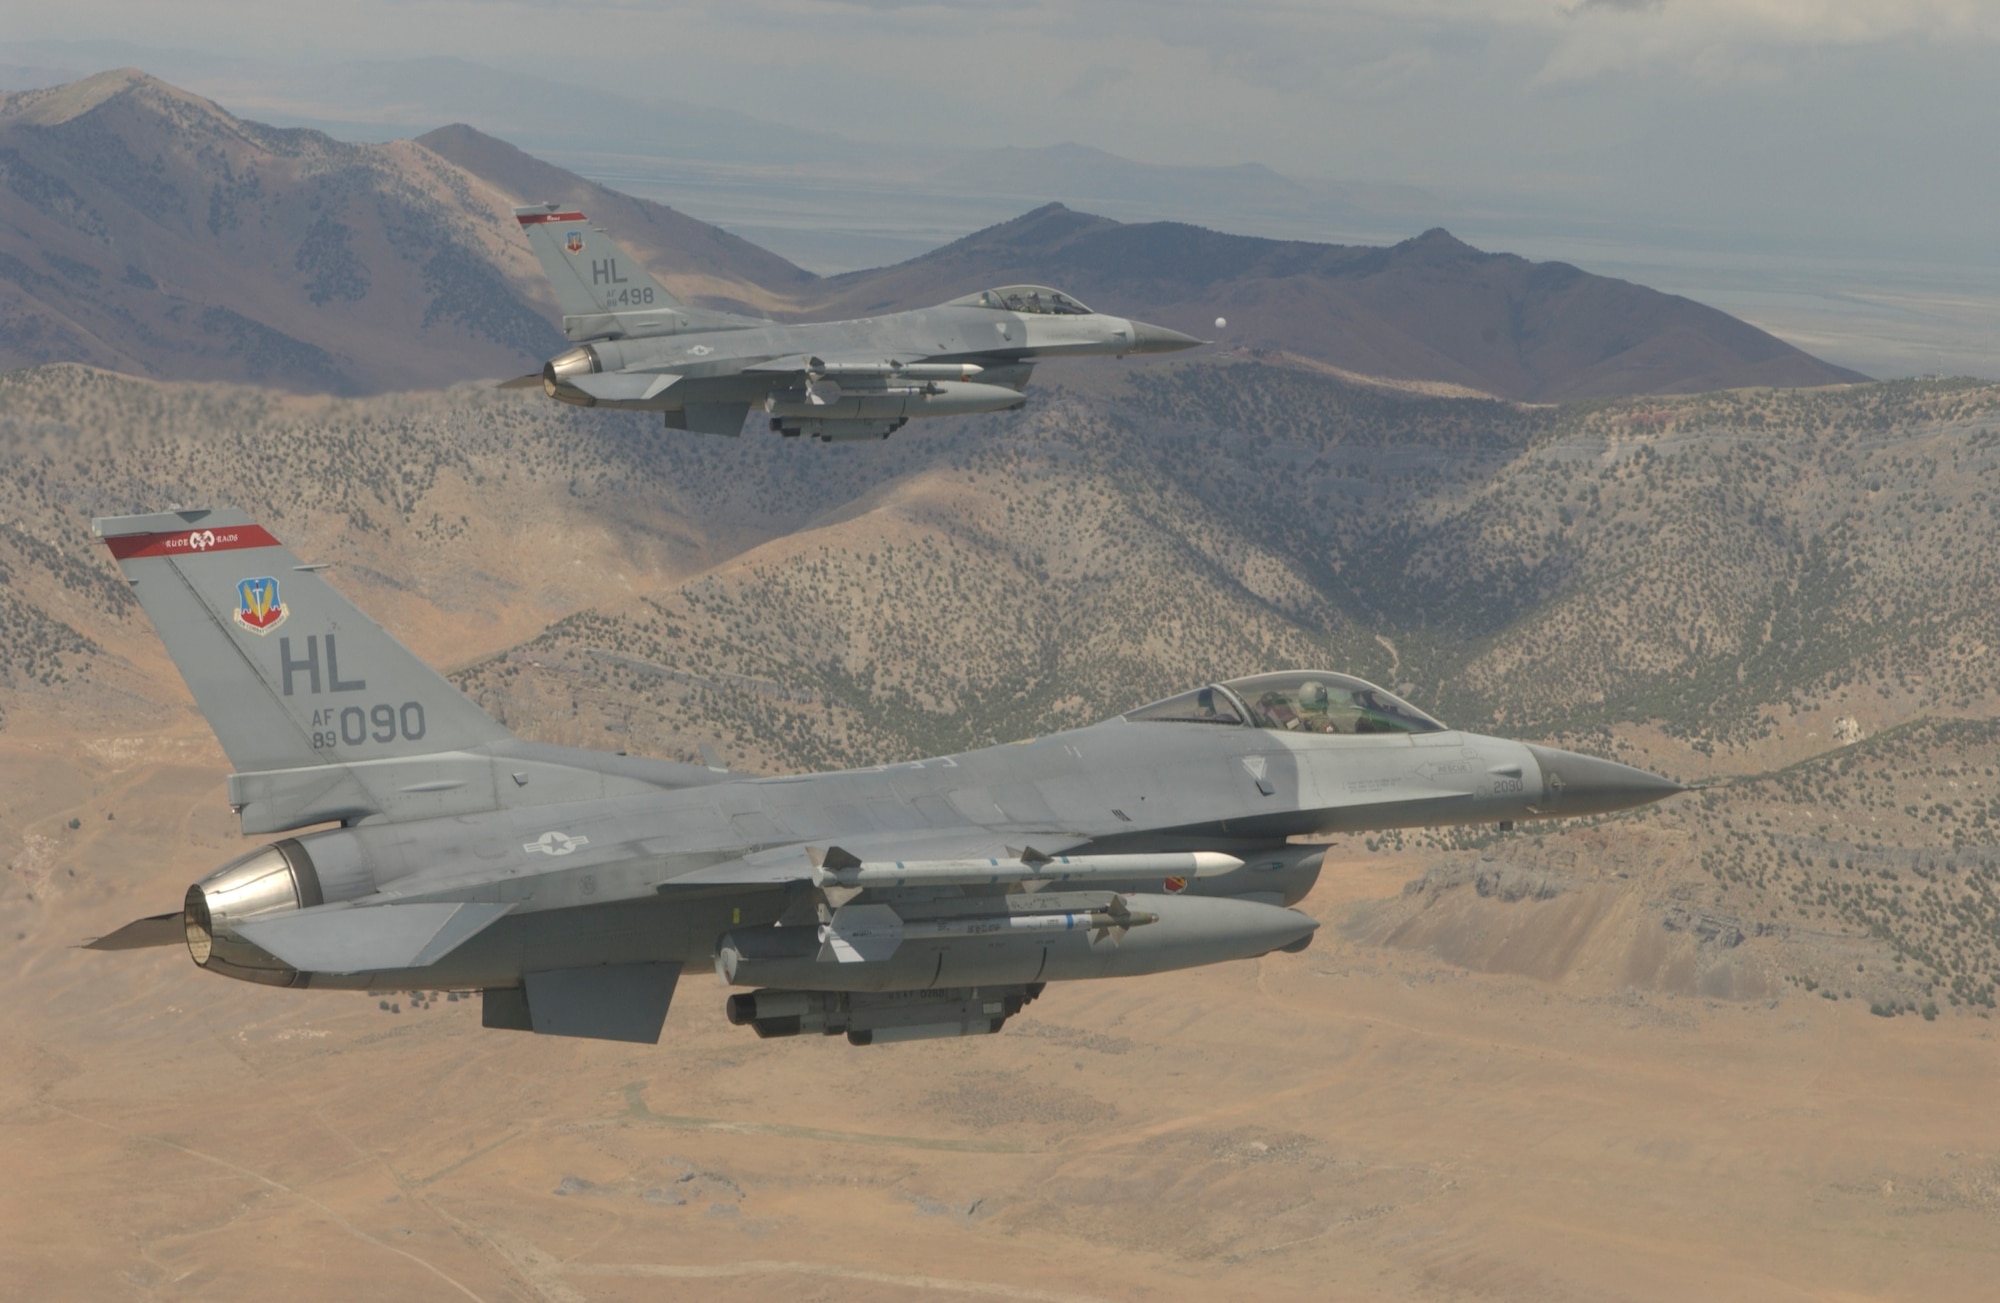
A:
[{"xmin": 809, "ymin": 849, "xmax": 1244, "ymax": 890}]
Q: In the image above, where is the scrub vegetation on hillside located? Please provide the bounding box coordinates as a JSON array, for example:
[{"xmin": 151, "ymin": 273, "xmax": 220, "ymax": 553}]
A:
[{"xmin": 4, "ymin": 357, "xmax": 1998, "ymax": 1013}]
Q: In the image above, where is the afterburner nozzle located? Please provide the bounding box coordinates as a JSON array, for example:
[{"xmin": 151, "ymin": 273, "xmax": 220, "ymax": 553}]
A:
[{"xmin": 542, "ymin": 345, "xmax": 602, "ymax": 405}]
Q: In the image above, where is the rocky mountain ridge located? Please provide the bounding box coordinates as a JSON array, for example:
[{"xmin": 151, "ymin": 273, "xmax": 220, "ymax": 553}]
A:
[
  {"xmin": 1, "ymin": 71, "xmax": 1864, "ymax": 400},
  {"xmin": 800, "ymin": 207, "xmax": 1867, "ymax": 400}
]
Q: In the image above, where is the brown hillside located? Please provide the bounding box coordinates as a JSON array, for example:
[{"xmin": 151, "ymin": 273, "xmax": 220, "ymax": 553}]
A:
[
  {"xmin": 0, "ymin": 73, "xmax": 805, "ymax": 394},
  {"xmin": 0, "ymin": 70, "xmax": 569, "ymax": 393}
]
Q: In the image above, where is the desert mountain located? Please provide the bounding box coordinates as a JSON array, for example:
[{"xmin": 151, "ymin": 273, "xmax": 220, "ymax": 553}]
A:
[
  {"xmin": 0, "ymin": 70, "xmax": 565, "ymax": 393},
  {"xmin": 2, "ymin": 71, "xmax": 1864, "ymax": 402},
  {"xmin": 807, "ymin": 205, "xmax": 1868, "ymax": 401},
  {"xmin": 0, "ymin": 72, "xmax": 802, "ymax": 394}
]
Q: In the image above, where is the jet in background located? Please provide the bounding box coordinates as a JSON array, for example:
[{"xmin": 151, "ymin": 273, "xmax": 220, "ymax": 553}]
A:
[
  {"xmin": 86, "ymin": 509, "xmax": 1682, "ymax": 1046},
  {"xmin": 501, "ymin": 204, "xmax": 1201, "ymax": 442}
]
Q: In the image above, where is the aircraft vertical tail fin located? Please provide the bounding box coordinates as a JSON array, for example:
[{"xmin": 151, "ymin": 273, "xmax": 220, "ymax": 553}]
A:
[
  {"xmin": 514, "ymin": 204, "xmax": 681, "ymax": 317},
  {"xmin": 514, "ymin": 204, "xmax": 759, "ymax": 342},
  {"xmin": 93, "ymin": 509, "xmax": 513, "ymax": 778}
]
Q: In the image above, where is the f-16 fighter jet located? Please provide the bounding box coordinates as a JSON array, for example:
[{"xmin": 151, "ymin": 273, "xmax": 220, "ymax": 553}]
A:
[
  {"xmin": 86, "ymin": 511, "xmax": 1683, "ymax": 1045},
  {"xmin": 500, "ymin": 203, "xmax": 1201, "ymax": 442}
]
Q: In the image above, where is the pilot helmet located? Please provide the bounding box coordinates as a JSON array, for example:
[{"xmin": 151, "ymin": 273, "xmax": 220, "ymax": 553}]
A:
[{"xmin": 1298, "ymin": 680, "xmax": 1329, "ymax": 710}]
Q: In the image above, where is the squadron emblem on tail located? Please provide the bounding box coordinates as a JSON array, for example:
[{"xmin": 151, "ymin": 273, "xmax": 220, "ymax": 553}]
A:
[{"xmin": 233, "ymin": 577, "xmax": 286, "ymax": 634}]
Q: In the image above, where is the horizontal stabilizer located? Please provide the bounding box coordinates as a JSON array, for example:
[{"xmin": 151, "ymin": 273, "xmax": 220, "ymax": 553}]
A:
[
  {"xmin": 83, "ymin": 912, "xmax": 183, "ymax": 951},
  {"xmin": 570, "ymin": 372, "xmax": 679, "ymax": 403},
  {"xmin": 236, "ymin": 900, "xmax": 514, "ymax": 974}
]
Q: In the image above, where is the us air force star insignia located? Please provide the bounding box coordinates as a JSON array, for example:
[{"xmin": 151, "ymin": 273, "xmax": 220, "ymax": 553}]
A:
[{"xmin": 524, "ymin": 831, "xmax": 588, "ymax": 856}]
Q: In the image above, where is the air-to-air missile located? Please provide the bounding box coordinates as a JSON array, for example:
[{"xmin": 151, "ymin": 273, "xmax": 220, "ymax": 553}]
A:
[
  {"xmin": 500, "ymin": 204, "xmax": 1201, "ymax": 442},
  {"xmin": 86, "ymin": 509, "xmax": 1683, "ymax": 1046}
]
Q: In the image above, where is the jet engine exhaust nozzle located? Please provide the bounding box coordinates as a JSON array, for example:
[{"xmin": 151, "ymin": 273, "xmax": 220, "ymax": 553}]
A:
[
  {"xmin": 542, "ymin": 345, "xmax": 603, "ymax": 405},
  {"xmin": 182, "ymin": 840, "xmax": 324, "ymax": 988}
]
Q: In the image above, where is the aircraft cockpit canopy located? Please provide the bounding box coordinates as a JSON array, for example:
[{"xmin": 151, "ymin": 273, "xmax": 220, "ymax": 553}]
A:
[
  {"xmin": 1123, "ymin": 672, "xmax": 1445, "ymax": 735},
  {"xmin": 950, "ymin": 286, "xmax": 1094, "ymax": 316}
]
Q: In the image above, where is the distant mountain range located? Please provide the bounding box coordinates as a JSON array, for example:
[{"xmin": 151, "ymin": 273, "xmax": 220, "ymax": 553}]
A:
[
  {"xmin": 793, "ymin": 206, "xmax": 1866, "ymax": 401},
  {"xmin": 0, "ymin": 71, "xmax": 567, "ymax": 393},
  {"xmin": 0, "ymin": 70, "xmax": 1865, "ymax": 399}
]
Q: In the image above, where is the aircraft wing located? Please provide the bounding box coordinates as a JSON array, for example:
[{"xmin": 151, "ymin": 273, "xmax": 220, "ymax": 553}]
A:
[{"xmin": 658, "ymin": 829, "xmax": 1094, "ymax": 890}]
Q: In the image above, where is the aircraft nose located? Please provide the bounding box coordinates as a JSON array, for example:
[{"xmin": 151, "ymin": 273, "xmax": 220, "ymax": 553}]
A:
[
  {"xmin": 1524, "ymin": 745, "xmax": 1684, "ymax": 817},
  {"xmin": 1125, "ymin": 320, "xmax": 1204, "ymax": 354}
]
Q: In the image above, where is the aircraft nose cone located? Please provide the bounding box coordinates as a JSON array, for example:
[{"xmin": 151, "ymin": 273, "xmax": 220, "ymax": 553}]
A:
[
  {"xmin": 1524, "ymin": 745, "xmax": 1684, "ymax": 817},
  {"xmin": 1125, "ymin": 320, "xmax": 1204, "ymax": 354}
]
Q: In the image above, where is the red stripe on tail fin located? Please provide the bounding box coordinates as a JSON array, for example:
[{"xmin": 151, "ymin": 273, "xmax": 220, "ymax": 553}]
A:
[{"xmin": 104, "ymin": 525, "xmax": 281, "ymax": 560}]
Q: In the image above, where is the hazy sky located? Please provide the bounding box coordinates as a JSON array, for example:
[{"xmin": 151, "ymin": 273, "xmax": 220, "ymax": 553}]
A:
[
  {"xmin": 7, "ymin": 0, "xmax": 2000, "ymax": 367},
  {"xmin": 7, "ymin": 1, "xmax": 1996, "ymax": 255}
]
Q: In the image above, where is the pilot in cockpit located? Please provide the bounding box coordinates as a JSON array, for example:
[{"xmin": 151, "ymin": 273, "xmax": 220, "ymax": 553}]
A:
[
  {"xmin": 1261, "ymin": 679, "xmax": 1338, "ymax": 733},
  {"xmin": 1296, "ymin": 679, "xmax": 1337, "ymax": 732}
]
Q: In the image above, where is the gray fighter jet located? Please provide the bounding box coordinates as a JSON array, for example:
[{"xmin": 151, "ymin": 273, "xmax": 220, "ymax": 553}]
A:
[
  {"xmin": 86, "ymin": 510, "xmax": 1682, "ymax": 1045},
  {"xmin": 499, "ymin": 204, "xmax": 1201, "ymax": 442}
]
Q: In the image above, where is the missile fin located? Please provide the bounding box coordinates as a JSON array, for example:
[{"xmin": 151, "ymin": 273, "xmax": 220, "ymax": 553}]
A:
[{"xmin": 819, "ymin": 902, "xmax": 903, "ymax": 964}]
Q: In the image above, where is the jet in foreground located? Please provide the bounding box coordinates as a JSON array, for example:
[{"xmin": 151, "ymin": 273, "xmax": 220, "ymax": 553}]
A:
[
  {"xmin": 500, "ymin": 203, "xmax": 1200, "ymax": 442},
  {"xmin": 87, "ymin": 510, "xmax": 1682, "ymax": 1045}
]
